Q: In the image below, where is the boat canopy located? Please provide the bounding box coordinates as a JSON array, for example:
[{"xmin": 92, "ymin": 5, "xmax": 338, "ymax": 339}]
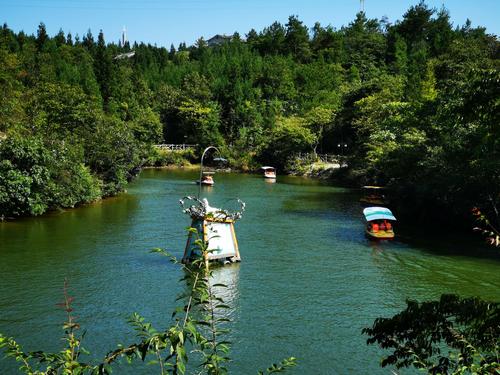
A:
[
  {"xmin": 261, "ymin": 166, "xmax": 275, "ymax": 170},
  {"xmin": 363, "ymin": 207, "xmax": 396, "ymax": 221},
  {"xmin": 202, "ymin": 171, "xmax": 215, "ymax": 175}
]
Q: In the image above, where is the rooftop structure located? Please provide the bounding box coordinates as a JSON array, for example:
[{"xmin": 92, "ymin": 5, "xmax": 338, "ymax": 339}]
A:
[{"xmin": 207, "ymin": 34, "xmax": 232, "ymax": 47}]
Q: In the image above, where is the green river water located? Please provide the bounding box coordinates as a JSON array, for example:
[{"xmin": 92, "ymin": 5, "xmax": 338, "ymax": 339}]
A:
[{"xmin": 1, "ymin": 169, "xmax": 499, "ymax": 374}]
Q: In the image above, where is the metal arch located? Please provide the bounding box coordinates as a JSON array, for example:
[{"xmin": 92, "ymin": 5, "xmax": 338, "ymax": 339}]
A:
[{"xmin": 198, "ymin": 146, "xmax": 220, "ymax": 198}]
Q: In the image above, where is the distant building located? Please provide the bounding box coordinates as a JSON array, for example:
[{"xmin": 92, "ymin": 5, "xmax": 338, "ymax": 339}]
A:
[
  {"xmin": 207, "ymin": 34, "xmax": 232, "ymax": 47},
  {"xmin": 114, "ymin": 51, "xmax": 135, "ymax": 60}
]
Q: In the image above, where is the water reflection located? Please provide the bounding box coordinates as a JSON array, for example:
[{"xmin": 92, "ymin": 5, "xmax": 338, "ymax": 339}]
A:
[
  {"xmin": 177, "ymin": 263, "xmax": 240, "ymax": 329},
  {"xmin": 367, "ymin": 240, "xmax": 385, "ymax": 255},
  {"xmin": 211, "ymin": 263, "xmax": 240, "ymax": 307},
  {"xmin": 201, "ymin": 185, "xmax": 213, "ymax": 191}
]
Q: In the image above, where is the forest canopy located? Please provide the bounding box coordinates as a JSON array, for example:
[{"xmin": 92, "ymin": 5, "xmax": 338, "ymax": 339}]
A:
[{"xmin": 0, "ymin": 2, "xmax": 498, "ymax": 223}]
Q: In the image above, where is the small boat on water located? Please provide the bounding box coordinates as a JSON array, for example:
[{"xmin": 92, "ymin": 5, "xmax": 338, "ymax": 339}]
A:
[
  {"xmin": 261, "ymin": 166, "xmax": 276, "ymax": 179},
  {"xmin": 363, "ymin": 206, "xmax": 396, "ymax": 240},
  {"xmin": 197, "ymin": 172, "xmax": 215, "ymax": 186},
  {"xmin": 360, "ymin": 186, "xmax": 389, "ymax": 206}
]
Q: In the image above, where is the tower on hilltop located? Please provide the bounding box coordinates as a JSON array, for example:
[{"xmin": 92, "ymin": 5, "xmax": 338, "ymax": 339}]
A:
[{"xmin": 121, "ymin": 26, "xmax": 127, "ymax": 46}]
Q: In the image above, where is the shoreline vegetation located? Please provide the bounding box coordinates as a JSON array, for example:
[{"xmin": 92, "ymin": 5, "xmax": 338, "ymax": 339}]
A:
[
  {"xmin": 1, "ymin": 2, "xmax": 499, "ymax": 226},
  {"xmin": 143, "ymin": 147, "xmax": 343, "ymax": 177}
]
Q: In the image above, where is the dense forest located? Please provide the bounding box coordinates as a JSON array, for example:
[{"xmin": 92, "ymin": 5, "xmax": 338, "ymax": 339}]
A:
[{"xmin": 0, "ymin": 2, "xmax": 498, "ymax": 225}]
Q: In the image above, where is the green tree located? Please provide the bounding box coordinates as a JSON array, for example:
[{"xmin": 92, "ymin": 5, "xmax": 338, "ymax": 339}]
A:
[
  {"xmin": 284, "ymin": 15, "xmax": 311, "ymax": 62},
  {"xmin": 310, "ymin": 23, "xmax": 344, "ymax": 63},
  {"xmin": 25, "ymin": 82, "xmax": 101, "ymax": 138},
  {"xmin": 304, "ymin": 105, "xmax": 337, "ymax": 154},
  {"xmin": 0, "ymin": 135, "xmax": 100, "ymax": 218},
  {"xmin": 0, "ymin": 49, "xmax": 24, "ymax": 132},
  {"xmin": 389, "ymin": 33, "xmax": 408, "ymax": 75},
  {"xmin": 85, "ymin": 116, "xmax": 141, "ymax": 196},
  {"xmin": 394, "ymin": 1, "xmax": 434, "ymax": 50},
  {"xmin": 94, "ymin": 30, "xmax": 114, "ymax": 108},
  {"xmin": 66, "ymin": 31, "xmax": 73, "ymax": 46},
  {"xmin": 258, "ymin": 116, "xmax": 315, "ymax": 168},
  {"xmin": 259, "ymin": 21, "xmax": 286, "ymax": 55},
  {"xmin": 364, "ymin": 295, "xmax": 500, "ymax": 374},
  {"xmin": 177, "ymin": 99, "xmax": 224, "ymax": 147},
  {"xmin": 342, "ymin": 12, "xmax": 386, "ymax": 80},
  {"xmin": 35, "ymin": 22, "xmax": 48, "ymax": 52},
  {"xmin": 82, "ymin": 29, "xmax": 94, "ymax": 51}
]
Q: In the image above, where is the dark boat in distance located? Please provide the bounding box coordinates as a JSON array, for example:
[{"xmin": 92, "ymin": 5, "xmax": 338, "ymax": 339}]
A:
[{"xmin": 360, "ymin": 186, "xmax": 389, "ymax": 206}]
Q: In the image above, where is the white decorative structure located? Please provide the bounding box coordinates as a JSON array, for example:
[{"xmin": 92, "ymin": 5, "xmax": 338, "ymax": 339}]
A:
[{"xmin": 180, "ymin": 197, "xmax": 245, "ymax": 264}]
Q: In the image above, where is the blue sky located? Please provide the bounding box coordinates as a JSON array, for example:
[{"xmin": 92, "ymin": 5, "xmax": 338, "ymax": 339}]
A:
[{"xmin": 1, "ymin": 0, "xmax": 498, "ymax": 47}]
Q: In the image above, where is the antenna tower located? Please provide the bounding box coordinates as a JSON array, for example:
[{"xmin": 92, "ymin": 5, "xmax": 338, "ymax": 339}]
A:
[
  {"xmin": 122, "ymin": 26, "xmax": 127, "ymax": 46},
  {"xmin": 360, "ymin": 0, "xmax": 365, "ymax": 12}
]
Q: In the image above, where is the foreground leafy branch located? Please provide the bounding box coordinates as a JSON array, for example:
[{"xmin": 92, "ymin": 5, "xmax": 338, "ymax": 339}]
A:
[
  {"xmin": 0, "ymin": 279, "xmax": 105, "ymax": 374},
  {"xmin": 472, "ymin": 202, "xmax": 500, "ymax": 247},
  {"xmin": 363, "ymin": 294, "xmax": 500, "ymax": 374}
]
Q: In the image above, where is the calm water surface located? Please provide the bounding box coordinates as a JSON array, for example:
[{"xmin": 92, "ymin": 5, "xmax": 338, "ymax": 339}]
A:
[{"xmin": 1, "ymin": 169, "xmax": 499, "ymax": 374}]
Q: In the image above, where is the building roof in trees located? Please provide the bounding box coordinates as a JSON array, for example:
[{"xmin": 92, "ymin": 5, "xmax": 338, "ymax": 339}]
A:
[{"xmin": 207, "ymin": 34, "xmax": 232, "ymax": 47}]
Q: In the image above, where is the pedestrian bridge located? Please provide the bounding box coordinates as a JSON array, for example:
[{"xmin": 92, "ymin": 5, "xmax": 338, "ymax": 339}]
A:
[{"xmin": 155, "ymin": 144, "xmax": 197, "ymax": 151}]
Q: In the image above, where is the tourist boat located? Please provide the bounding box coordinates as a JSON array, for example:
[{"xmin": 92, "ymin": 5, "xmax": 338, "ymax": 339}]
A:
[
  {"xmin": 197, "ymin": 172, "xmax": 215, "ymax": 186},
  {"xmin": 360, "ymin": 186, "xmax": 388, "ymax": 206},
  {"xmin": 261, "ymin": 166, "xmax": 276, "ymax": 179},
  {"xmin": 363, "ymin": 206, "xmax": 396, "ymax": 239}
]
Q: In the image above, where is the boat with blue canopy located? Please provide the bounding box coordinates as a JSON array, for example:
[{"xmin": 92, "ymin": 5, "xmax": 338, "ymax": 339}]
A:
[{"xmin": 363, "ymin": 206, "xmax": 396, "ymax": 239}]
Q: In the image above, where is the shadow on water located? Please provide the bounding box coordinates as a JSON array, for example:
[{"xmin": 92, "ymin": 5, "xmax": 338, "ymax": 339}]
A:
[
  {"xmin": 368, "ymin": 240, "xmax": 500, "ymax": 302},
  {"xmin": 0, "ymin": 192, "xmax": 140, "ymax": 257},
  {"xmin": 393, "ymin": 224, "xmax": 500, "ymax": 262},
  {"xmin": 283, "ymin": 190, "xmax": 359, "ymax": 214}
]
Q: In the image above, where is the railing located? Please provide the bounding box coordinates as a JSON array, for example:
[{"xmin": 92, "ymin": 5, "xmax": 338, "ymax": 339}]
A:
[
  {"xmin": 155, "ymin": 144, "xmax": 197, "ymax": 151},
  {"xmin": 295, "ymin": 152, "xmax": 348, "ymax": 167},
  {"xmin": 296, "ymin": 152, "xmax": 339, "ymax": 163}
]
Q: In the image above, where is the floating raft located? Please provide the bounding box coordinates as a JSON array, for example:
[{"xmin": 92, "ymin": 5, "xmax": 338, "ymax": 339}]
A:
[{"xmin": 180, "ymin": 197, "xmax": 245, "ymax": 264}]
